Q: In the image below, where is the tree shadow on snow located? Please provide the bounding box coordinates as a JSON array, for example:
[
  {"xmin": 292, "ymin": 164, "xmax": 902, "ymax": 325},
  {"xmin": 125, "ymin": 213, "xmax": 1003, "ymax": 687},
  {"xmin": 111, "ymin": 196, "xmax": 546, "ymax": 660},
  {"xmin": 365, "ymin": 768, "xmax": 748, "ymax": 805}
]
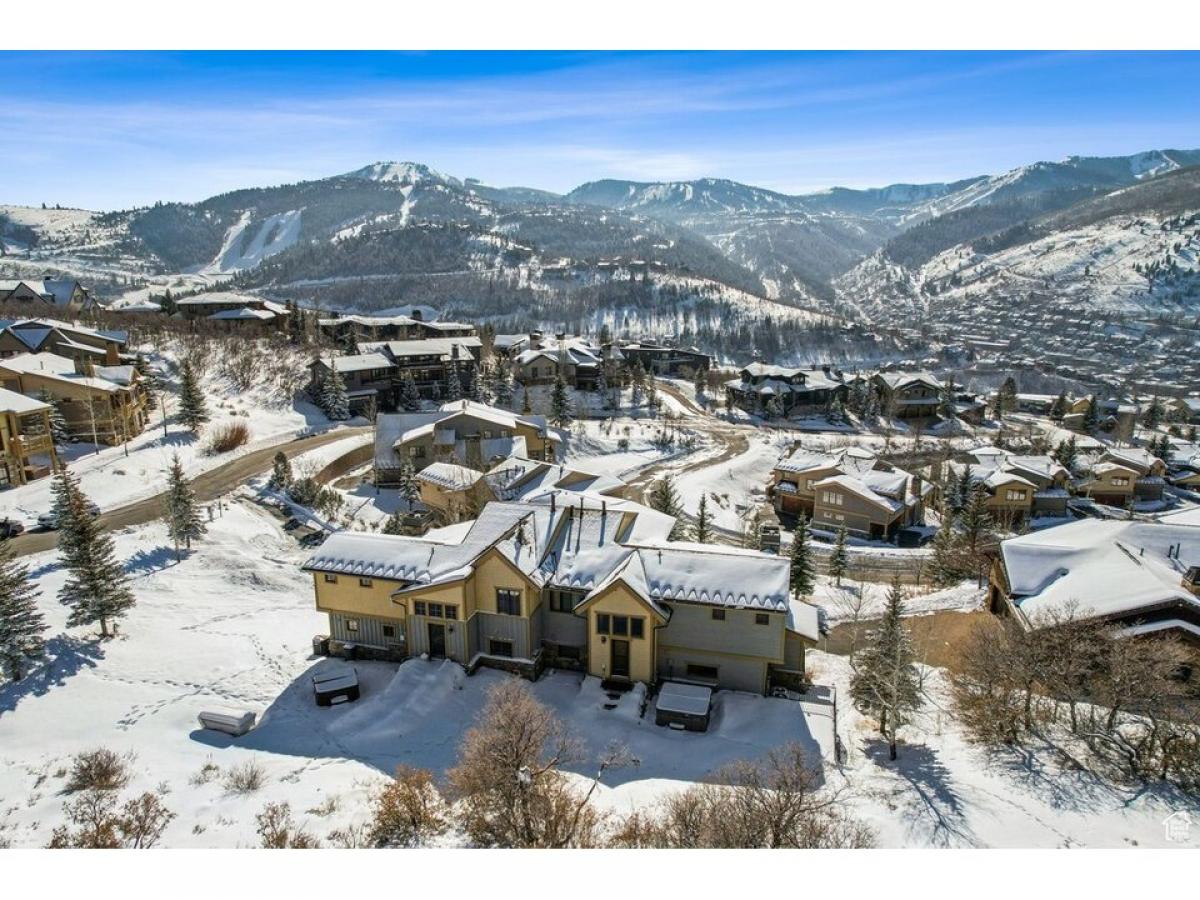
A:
[
  {"xmin": 124, "ymin": 545, "xmax": 183, "ymax": 577},
  {"xmin": 865, "ymin": 738, "xmax": 979, "ymax": 848},
  {"xmin": 0, "ymin": 635, "xmax": 106, "ymax": 716}
]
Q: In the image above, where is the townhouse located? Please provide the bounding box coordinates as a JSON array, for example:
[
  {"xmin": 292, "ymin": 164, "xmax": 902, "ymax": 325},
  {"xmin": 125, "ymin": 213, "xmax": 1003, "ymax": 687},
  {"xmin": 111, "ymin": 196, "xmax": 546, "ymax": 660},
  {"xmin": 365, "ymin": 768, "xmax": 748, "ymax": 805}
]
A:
[
  {"xmin": 317, "ymin": 311, "xmax": 473, "ymax": 346},
  {"xmin": 373, "ymin": 400, "xmax": 559, "ymax": 486},
  {"xmin": 725, "ymin": 364, "xmax": 847, "ymax": 417},
  {"xmin": 0, "ymin": 352, "xmax": 148, "ymax": 445},
  {"xmin": 0, "ymin": 279, "xmax": 91, "ymax": 317},
  {"xmin": 302, "ymin": 495, "xmax": 821, "ymax": 695},
  {"xmin": 174, "ymin": 293, "xmax": 290, "ymax": 325},
  {"xmin": 0, "ymin": 318, "xmax": 127, "ymax": 366},
  {"xmin": 511, "ymin": 334, "xmax": 613, "ymax": 391},
  {"xmin": 770, "ymin": 446, "xmax": 931, "ymax": 540},
  {"xmin": 617, "ymin": 341, "xmax": 712, "ymax": 378},
  {"xmin": 949, "ymin": 447, "xmax": 1072, "ymax": 526},
  {"xmin": 0, "ymin": 388, "xmax": 57, "ymax": 487},
  {"xmin": 872, "ymin": 371, "xmax": 943, "ymax": 420},
  {"xmin": 1080, "ymin": 447, "xmax": 1167, "ymax": 507}
]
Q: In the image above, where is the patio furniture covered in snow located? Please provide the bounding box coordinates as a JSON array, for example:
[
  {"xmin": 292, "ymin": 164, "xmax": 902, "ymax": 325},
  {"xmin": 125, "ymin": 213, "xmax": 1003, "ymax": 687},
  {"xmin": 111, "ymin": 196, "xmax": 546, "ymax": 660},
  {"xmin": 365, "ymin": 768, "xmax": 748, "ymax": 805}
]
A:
[
  {"xmin": 312, "ymin": 667, "xmax": 361, "ymax": 706},
  {"xmin": 197, "ymin": 710, "xmax": 257, "ymax": 737},
  {"xmin": 654, "ymin": 681, "xmax": 713, "ymax": 732}
]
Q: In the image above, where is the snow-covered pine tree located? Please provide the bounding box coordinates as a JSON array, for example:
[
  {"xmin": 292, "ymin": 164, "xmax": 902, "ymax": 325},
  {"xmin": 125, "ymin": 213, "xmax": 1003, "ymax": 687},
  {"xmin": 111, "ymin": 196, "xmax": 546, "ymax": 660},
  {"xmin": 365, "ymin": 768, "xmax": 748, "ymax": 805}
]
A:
[
  {"xmin": 397, "ymin": 461, "xmax": 420, "ymax": 509},
  {"xmin": 829, "ymin": 524, "xmax": 849, "ymax": 586},
  {"xmin": 40, "ymin": 389, "xmax": 70, "ymax": 447},
  {"xmin": 133, "ymin": 353, "xmax": 158, "ymax": 412},
  {"xmin": 789, "ymin": 515, "xmax": 815, "ymax": 598},
  {"xmin": 444, "ymin": 366, "xmax": 463, "ymax": 403},
  {"xmin": 693, "ymin": 494, "xmax": 712, "ymax": 544},
  {"xmin": 849, "ymin": 576, "xmax": 922, "ymax": 760},
  {"xmin": 648, "ymin": 475, "xmax": 686, "ymax": 540},
  {"xmin": 692, "ymin": 367, "xmax": 706, "ymax": 404},
  {"xmin": 0, "ymin": 539, "xmax": 46, "ymax": 682},
  {"xmin": 381, "ymin": 510, "xmax": 405, "ymax": 535},
  {"xmin": 646, "ymin": 376, "xmax": 659, "ymax": 412},
  {"xmin": 163, "ymin": 452, "xmax": 206, "ymax": 560},
  {"xmin": 268, "ymin": 451, "xmax": 293, "ymax": 490},
  {"xmin": 550, "ymin": 374, "xmax": 572, "ymax": 426},
  {"xmin": 399, "ymin": 371, "xmax": 422, "ymax": 412},
  {"xmin": 1049, "ymin": 391, "xmax": 1068, "ymax": 421},
  {"xmin": 929, "ymin": 517, "xmax": 968, "ymax": 587},
  {"xmin": 493, "ymin": 365, "xmax": 514, "ymax": 409},
  {"xmin": 54, "ymin": 469, "xmax": 135, "ymax": 638},
  {"xmin": 827, "ymin": 393, "xmax": 846, "ymax": 425},
  {"xmin": 1143, "ymin": 396, "xmax": 1164, "ymax": 430},
  {"xmin": 1082, "ymin": 397, "xmax": 1100, "ymax": 433},
  {"xmin": 177, "ymin": 358, "xmax": 210, "ymax": 433},
  {"xmin": 996, "ymin": 376, "xmax": 1018, "ymax": 418},
  {"xmin": 321, "ymin": 361, "xmax": 351, "ymax": 421}
]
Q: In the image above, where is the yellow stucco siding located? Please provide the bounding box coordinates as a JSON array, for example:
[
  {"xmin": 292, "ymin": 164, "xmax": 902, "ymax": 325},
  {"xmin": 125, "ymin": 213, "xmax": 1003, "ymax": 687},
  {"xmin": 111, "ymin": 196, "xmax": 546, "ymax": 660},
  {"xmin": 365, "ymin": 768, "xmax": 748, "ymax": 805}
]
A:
[
  {"xmin": 471, "ymin": 549, "xmax": 536, "ymax": 618},
  {"xmin": 583, "ymin": 582, "xmax": 658, "ymax": 684},
  {"xmin": 312, "ymin": 572, "xmax": 414, "ymax": 619}
]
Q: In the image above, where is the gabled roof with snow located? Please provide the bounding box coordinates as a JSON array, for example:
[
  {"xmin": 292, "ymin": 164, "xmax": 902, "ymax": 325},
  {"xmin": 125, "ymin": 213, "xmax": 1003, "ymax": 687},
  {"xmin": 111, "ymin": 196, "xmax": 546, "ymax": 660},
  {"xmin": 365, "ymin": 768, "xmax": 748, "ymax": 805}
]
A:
[
  {"xmin": 877, "ymin": 371, "xmax": 943, "ymax": 391},
  {"xmin": 0, "ymin": 352, "xmax": 129, "ymax": 393},
  {"xmin": 0, "ymin": 386, "xmax": 49, "ymax": 415},
  {"xmin": 811, "ymin": 474, "xmax": 903, "ymax": 513},
  {"xmin": 1100, "ymin": 447, "xmax": 1160, "ymax": 474},
  {"xmin": 415, "ymin": 462, "xmax": 484, "ymax": 492},
  {"xmin": 361, "ymin": 337, "xmax": 481, "ymax": 359}
]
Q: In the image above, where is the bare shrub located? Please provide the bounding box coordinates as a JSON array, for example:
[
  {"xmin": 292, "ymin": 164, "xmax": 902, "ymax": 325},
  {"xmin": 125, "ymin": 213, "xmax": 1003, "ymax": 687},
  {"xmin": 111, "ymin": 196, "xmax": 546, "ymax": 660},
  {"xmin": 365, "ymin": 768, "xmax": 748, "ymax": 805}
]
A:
[
  {"xmin": 47, "ymin": 788, "xmax": 174, "ymax": 849},
  {"xmin": 205, "ymin": 420, "xmax": 251, "ymax": 455},
  {"xmin": 66, "ymin": 748, "xmax": 131, "ymax": 793},
  {"xmin": 610, "ymin": 742, "xmax": 873, "ymax": 849},
  {"xmin": 367, "ymin": 766, "xmax": 448, "ymax": 848},
  {"xmin": 223, "ymin": 760, "xmax": 266, "ymax": 795},
  {"xmin": 447, "ymin": 679, "xmax": 609, "ymax": 848},
  {"xmin": 115, "ymin": 792, "xmax": 176, "ymax": 848},
  {"xmin": 188, "ymin": 758, "xmax": 221, "ymax": 787},
  {"xmin": 256, "ymin": 801, "xmax": 320, "ymax": 849}
]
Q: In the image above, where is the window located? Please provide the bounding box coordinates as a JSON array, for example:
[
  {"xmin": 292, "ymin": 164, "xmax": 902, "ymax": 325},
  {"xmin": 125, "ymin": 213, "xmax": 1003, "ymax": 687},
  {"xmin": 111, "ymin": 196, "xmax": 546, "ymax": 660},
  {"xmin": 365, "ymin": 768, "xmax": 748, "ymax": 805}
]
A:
[
  {"xmin": 382, "ymin": 625, "xmax": 395, "ymax": 638},
  {"xmin": 429, "ymin": 602, "xmax": 444, "ymax": 619},
  {"xmin": 496, "ymin": 589, "xmax": 521, "ymax": 616},
  {"xmin": 686, "ymin": 663, "xmax": 719, "ymax": 681},
  {"xmin": 323, "ymin": 573, "xmax": 338, "ymax": 583},
  {"xmin": 612, "ymin": 615, "xmax": 629, "ymax": 637},
  {"xmin": 413, "ymin": 601, "xmax": 427, "ymax": 616},
  {"xmin": 345, "ymin": 618, "xmax": 359, "ymax": 633},
  {"xmin": 359, "ymin": 577, "xmax": 373, "ymax": 588},
  {"xmin": 489, "ymin": 639, "xmax": 513, "ymax": 658},
  {"xmin": 409, "ymin": 445, "xmax": 426, "ymax": 459},
  {"xmin": 711, "ymin": 609, "xmax": 725, "ymax": 621},
  {"xmin": 596, "ymin": 613, "xmax": 610, "ymax": 635},
  {"xmin": 549, "ymin": 589, "xmax": 580, "ymax": 613},
  {"xmin": 755, "ymin": 613, "xmax": 770, "ymax": 626},
  {"xmin": 630, "ymin": 618, "xmax": 644, "ymax": 639},
  {"xmin": 822, "ymin": 491, "xmax": 844, "ymax": 506},
  {"xmin": 1112, "ymin": 477, "xmax": 1130, "ymax": 487},
  {"xmin": 444, "ymin": 605, "xmax": 458, "ymax": 621},
  {"xmin": 1005, "ymin": 490, "xmax": 1026, "ymax": 502}
]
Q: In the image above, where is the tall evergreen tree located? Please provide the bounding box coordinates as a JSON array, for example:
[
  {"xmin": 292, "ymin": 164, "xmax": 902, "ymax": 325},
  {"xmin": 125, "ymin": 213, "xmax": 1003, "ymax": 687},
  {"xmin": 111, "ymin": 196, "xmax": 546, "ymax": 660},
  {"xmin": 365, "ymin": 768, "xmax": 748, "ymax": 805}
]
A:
[
  {"xmin": 996, "ymin": 376, "xmax": 1018, "ymax": 418},
  {"xmin": 693, "ymin": 494, "xmax": 712, "ymax": 544},
  {"xmin": 829, "ymin": 524, "xmax": 849, "ymax": 586},
  {"xmin": 381, "ymin": 509, "xmax": 406, "ymax": 535},
  {"xmin": 133, "ymin": 354, "xmax": 158, "ymax": 412},
  {"xmin": 850, "ymin": 577, "xmax": 922, "ymax": 760},
  {"xmin": 177, "ymin": 358, "xmax": 209, "ymax": 433},
  {"xmin": 268, "ymin": 451, "xmax": 292, "ymax": 490},
  {"xmin": 399, "ymin": 371, "xmax": 422, "ymax": 412},
  {"xmin": 1048, "ymin": 391, "xmax": 1068, "ymax": 421},
  {"xmin": 550, "ymin": 374, "xmax": 573, "ymax": 426},
  {"xmin": 321, "ymin": 362, "xmax": 351, "ymax": 421},
  {"xmin": 789, "ymin": 515, "xmax": 815, "ymax": 598},
  {"xmin": 444, "ymin": 365, "xmax": 463, "ymax": 402},
  {"xmin": 0, "ymin": 540, "xmax": 46, "ymax": 682},
  {"xmin": 397, "ymin": 461, "xmax": 420, "ymax": 508},
  {"xmin": 1082, "ymin": 397, "xmax": 1100, "ymax": 434},
  {"xmin": 53, "ymin": 469, "xmax": 135, "ymax": 638},
  {"xmin": 40, "ymin": 389, "xmax": 70, "ymax": 447},
  {"xmin": 1143, "ymin": 396, "xmax": 1164, "ymax": 430},
  {"xmin": 929, "ymin": 517, "xmax": 968, "ymax": 588},
  {"xmin": 163, "ymin": 453, "xmax": 206, "ymax": 561},
  {"xmin": 648, "ymin": 475, "xmax": 686, "ymax": 540},
  {"xmin": 493, "ymin": 365, "xmax": 514, "ymax": 409}
]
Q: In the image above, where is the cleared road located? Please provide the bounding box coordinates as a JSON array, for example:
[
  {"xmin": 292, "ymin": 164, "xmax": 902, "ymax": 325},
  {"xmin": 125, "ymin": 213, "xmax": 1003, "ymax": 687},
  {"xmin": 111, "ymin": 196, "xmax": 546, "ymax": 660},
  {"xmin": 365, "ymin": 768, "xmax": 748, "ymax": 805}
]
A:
[{"xmin": 5, "ymin": 426, "xmax": 371, "ymax": 557}]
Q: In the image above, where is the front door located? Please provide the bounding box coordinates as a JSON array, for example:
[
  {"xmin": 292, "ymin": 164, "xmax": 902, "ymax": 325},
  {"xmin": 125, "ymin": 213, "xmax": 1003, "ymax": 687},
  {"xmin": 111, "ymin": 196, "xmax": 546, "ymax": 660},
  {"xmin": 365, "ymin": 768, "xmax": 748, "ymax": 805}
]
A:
[
  {"xmin": 427, "ymin": 623, "xmax": 447, "ymax": 658},
  {"xmin": 610, "ymin": 639, "xmax": 630, "ymax": 679}
]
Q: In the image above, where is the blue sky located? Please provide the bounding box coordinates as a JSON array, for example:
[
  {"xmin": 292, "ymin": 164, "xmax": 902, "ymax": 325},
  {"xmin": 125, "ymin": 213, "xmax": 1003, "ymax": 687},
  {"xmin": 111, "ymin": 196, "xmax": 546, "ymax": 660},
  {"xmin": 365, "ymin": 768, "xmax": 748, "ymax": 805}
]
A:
[{"xmin": 2, "ymin": 51, "xmax": 1197, "ymax": 210}]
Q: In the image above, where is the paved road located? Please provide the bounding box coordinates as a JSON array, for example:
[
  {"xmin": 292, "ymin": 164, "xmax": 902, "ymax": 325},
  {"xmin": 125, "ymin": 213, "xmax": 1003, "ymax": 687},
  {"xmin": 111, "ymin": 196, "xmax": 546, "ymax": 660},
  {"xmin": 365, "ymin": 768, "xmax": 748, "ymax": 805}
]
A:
[{"xmin": 5, "ymin": 426, "xmax": 371, "ymax": 557}]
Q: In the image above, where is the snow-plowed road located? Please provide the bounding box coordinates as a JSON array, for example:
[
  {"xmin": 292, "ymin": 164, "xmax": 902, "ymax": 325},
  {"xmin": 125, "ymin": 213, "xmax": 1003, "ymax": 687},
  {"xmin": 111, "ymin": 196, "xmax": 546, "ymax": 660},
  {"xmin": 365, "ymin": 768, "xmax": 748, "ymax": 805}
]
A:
[{"xmin": 5, "ymin": 426, "xmax": 371, "ymax": 557}]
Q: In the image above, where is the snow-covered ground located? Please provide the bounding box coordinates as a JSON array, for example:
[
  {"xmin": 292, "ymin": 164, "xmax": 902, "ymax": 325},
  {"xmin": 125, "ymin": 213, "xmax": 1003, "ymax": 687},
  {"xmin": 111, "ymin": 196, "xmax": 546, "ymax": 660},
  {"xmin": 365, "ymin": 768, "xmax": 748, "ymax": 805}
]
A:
[{"xmin": 817, "ymin": 580, "xmax": 985, "ymax": 624}]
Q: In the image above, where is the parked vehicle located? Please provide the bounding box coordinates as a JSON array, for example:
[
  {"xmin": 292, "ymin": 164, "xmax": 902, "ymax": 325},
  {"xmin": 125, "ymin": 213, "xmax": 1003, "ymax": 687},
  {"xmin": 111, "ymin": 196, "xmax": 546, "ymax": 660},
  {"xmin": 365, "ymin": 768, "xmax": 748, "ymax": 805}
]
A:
[
  {"xmin": 0, "ymin": 518, "xmax": 25, "ymax": 539},
  {"xmin": 37, "ymin": 502, "xmax": 101, "ymax": 530}
]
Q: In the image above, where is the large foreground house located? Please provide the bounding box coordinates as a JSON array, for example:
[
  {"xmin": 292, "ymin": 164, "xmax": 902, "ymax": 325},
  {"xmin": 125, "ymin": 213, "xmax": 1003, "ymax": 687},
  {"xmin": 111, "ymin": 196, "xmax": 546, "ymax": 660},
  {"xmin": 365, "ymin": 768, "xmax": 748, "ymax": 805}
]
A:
[
  {"xmin": 990, "ymin": 516, "xmax": 1200, "ymax": 645},
  {"xmin": 0, "ymin": 279, "xmax": 92, "ymax": 316},
  {"xmin": 373, "ymin": 400, "xmax": 558, "ymax": 486},
  {"xmin": 725, "ymin": 364, "xmax": 848, "ymax": 417},
  {"xmin": 0, "ymin": 352, "xmax": 148, "ymax": 445},
  {"xmin": 769, "ymin": 446, "xmax": 931, "ymax": 540},
  {"xmin": 0, "ymin": 388, "xmax": 57, "ymax": 487},
  {"xmin": 303, "ymin": 496, "xmax": 821, "ymax": 694}
]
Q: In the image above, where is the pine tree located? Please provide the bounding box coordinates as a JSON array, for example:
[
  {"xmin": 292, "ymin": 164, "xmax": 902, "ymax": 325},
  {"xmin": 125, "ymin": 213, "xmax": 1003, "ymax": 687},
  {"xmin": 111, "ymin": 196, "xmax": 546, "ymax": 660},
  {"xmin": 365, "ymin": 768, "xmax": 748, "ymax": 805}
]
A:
[
  {"xmin": 0, "ymin": 540, "xmax": 46, "ymax": 682},
  {"xmin": 493, "ymin": 365, "xmax": 514, "ymax": 409},
  {"xmin": 1083, "ymin": 397, "xmax": 1100, "ymax": 434},
  {"xmin": 321, "ymin": 362, "xmax": 351, "ymax": 421},
  {"xmin": 444, "ymin": 366, "xmax": 463, "ymax": 403},
  {"xmin": 789, "ymin": 515, "xmax": 815, "ymax": 598},
  {"xmin": 692, "ymin": 367, "xmax": 706, "ymax": 403},
  {"xmin": 268, "ymin": 451, "xmax": 292, "ymax": 490},
  {"xmin": 54, "ymin": 469, "xmax": 135, "ymax": 639},
  {"xmin": 382, "ymin": 510, "xmax": 405, "ymax": 535},
  {"xmin": 829, "ymin": 524, "xmax": 849, "ymax": 586},
  {"xmin": 163, "ymin": 453, "xmax": 206, "ymax": 561},
  {"xmin": 40, "ymin": 389, "xmax": 70, "ymax": 447},
  {"xmin": 693, "ymin": 494, "xmax": 712, "ymax": 544},
  {"xmin": 1053, "ymin": 436, "xmax": 1078, "ymax": 473},
  {"xmin": 849, "ymin": 577, "xmax": 922, "ymax": 760},
  {"xmin": 928, "ymin": 517, "xmax": 968, "ymax": 587},
  {"xmin": 646, "ymin": 376, "xmax": 659, "ymax": 412},
  {"xmin": 996, "ymin": 376, "xmax": 1018, "ymax": 418},
  {"xmin": 133, "ymin": 354, "xmax": 158, "ymax": 412},
  {"xmin": 399, "ymin": 371, "xmax": 422, "ymax": 412},
  {"xmin": 397, "ymin": 461, "xmax": 420, "ymax": 508},
  {"xmin": 177, "ymin": 358, "xmax": 209, "ymax": 433},
  {"xmin": 648, "ymin": 475, "xmax": 686, "ymax": 540},
  {"xmin": 1049, "ymin": 391, "xmax": 1068, "ymax": 421},
  {"xmin": 550, "ymin": 375, "xmax": 572, "ymax": 426},
  {"xmin": 1143, "ymin": 396, "xmax": 1164, "ymax": 430}
]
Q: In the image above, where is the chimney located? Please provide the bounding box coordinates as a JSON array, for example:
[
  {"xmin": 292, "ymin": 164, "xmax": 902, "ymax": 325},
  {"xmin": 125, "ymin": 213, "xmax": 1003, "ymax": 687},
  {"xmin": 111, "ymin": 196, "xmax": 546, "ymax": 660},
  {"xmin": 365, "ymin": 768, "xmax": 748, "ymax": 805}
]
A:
[{"xmin": 529, "ymin": 331, "xmax": 543, "ymax": 351}]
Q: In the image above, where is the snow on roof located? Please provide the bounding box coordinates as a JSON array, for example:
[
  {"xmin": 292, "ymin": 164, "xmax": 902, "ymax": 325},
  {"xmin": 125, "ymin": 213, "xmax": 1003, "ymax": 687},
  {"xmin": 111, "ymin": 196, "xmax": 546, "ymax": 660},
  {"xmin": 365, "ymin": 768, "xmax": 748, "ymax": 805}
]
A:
[
  {"xmin": 786, "ymin": 598, "xmax": 822, "ymax": 641},
  {"xmin": 776, "ymin": 446, "xmax": 877, "ymax": 478},
  {"xmin": 209, "ymin": 307, "xmax": 276, "ymax": 321},
  {"xmin": 811, "ymin": 474, "xmax": 903, "ymax": 513},
  {"xmin": 318, "ymin": 352, "xmax": 394, "ymax": 374},
  {"xmin": 877, "ymin": 371, "xmax": 943, "ymax": 391},
  {"xmin": 1000, "ymin": 519, "xmax": 1200, "ymax": 626},
  {"xmin": 415, "ymin": 462, "xmax": 483, "ymax": 492},
  {"xmin": 622, "ymin": 542, "xmax": 792, "ymax": 613},
  {"xmin": 1101, "ymin": 447, "xmax": 1159, "ymax": 473},
  {"xmin": 362, "ymin": 337, "xmax": 481, "ymax": 359},
  {"xmin": 0, "ymin": 387, "xmax": 49, "ymax": 414}
]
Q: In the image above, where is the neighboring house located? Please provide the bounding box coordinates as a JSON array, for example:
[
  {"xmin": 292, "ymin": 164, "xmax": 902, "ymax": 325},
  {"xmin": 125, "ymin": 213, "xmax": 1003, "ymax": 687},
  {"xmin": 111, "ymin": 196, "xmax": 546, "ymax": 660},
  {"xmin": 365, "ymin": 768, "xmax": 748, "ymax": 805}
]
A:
[
  {"xmin": 317, "ymin": 313, "xmax": 475, "ymax": 345},
  {"xmin": 0, "ymin": 352, "xmax": 147, "ymax": 445},
  {"xmin": 617, "ymin": 341, "xmax": 712, "ymax": 378},
  {"xmin": 872, "ymin": 371, "xmax": 944, "ymax": 420},
  {"xmin": 302, "ymin": 497, "xmax": 822, "ymax": 694},
  {"xmin": 174, "ymin": 293, "xmax": 289, "ymax": 325},
  {"xmin": 1166, "ymin": 397, "xmax": 1200, "ymax": 424},
  {"xmin": 0, "ymin": 318, "xmax": 127, "ymax": 365},
  {"xmin": 770, "ymin": 446, "xmax": 930, "ymax": 540},
  {"xmin": 512, "ymin": 335, "xmax": 607, "ymax": 390},
  {"xmin": 990, "ymin": 518, "xmax": 1200, "ymax": 647},
  {"xmin": 0, "ymin": 388, "xmax": 57, "ymax": 487},
  {"xmin": 953, "ymin": 447, "xmax": 1072, "ymax": 523},
  {"xmin": 0, "ymin": 279, "xmax": 92, "ymax": 316},
  {"xmin": 307, "ymin": 336, "xmax": 483, "ymax": 411},
  {"xmin": 725, "ymin": 364, "xmax": 847, "ymax": 416},
  {"xmin": 306, "ymin": 352, "xmax": 395, "ymax": 415},
  {"xmin": 374, "ymin": 401, "xmax": 558, "ymax": 485},
  {"xmin": 415, "ymin": 462, "xmax": 495, "ymax": 523},
  {"xmin": 1083, "ymin": 447, "xmax": 1167, "ymax": 504},
  {"xmin": 485, "ymin": 457, "xmax": 626, "ymax": 502}
]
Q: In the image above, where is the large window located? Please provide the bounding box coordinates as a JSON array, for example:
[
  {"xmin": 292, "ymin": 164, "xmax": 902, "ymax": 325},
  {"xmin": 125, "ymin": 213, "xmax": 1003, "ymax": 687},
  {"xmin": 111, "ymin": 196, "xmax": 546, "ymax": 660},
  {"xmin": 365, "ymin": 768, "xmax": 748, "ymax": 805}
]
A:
[
  {"xmin": 496, "ymin": 589, "xmax": 521, "ymax": 616},
  {"xmin": 595, "ymin": 614, "xmax": 644, "ymax": 638},
  {"xmin": 548, "ymin": 588, "xmax": 583, "ymax": 613},
  {"xmin": 821, "ymin": 491, "xmax": 845, "ymax": 507},
  {"xmin": 1005, "ymin": 490, "xmax": 1026, "ymax": 502}
]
